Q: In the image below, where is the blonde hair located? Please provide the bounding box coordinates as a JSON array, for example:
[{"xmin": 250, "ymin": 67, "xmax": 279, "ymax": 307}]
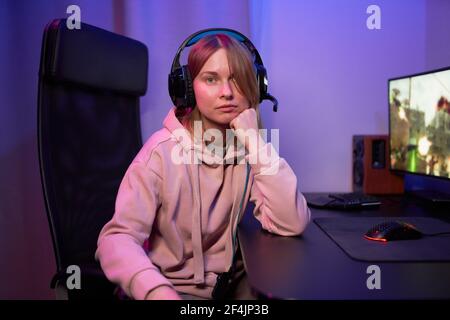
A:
[{"xmin": 175, "ymin": 34, "xmax": 263, "ymax": 135}]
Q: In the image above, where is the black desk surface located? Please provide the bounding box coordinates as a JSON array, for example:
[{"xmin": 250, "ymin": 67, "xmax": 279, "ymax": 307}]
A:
[{"xmin": 238, "ymin": 193, "xmax": 450, "ymax": 300}]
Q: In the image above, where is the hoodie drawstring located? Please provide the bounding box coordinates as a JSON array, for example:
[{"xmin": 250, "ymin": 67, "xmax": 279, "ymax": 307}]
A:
[{"xmin": 190, "ymin": 163, "xmax": 205, "ymax": 284}]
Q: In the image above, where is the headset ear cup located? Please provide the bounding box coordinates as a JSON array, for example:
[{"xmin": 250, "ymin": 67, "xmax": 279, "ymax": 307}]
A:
[
  {"xmin": 169, "ymin": 66, "xmax": 186, "ymax": 107},
  {"xmin": 255, "ymin": 64, "xmax": 268, "ymax": 103},
  {"xmin": 183, "ymin": 66, "xmax": 196, "ymax": 108},
  {"xmin": 168, "ymin": 65, "xmax": 195, "ymax": 109}
]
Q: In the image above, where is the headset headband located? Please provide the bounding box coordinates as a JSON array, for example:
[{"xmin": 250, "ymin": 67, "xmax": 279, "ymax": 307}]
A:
[{"xmin": 170, "ymin": 28, "xmax": 264, "ymax": 74}]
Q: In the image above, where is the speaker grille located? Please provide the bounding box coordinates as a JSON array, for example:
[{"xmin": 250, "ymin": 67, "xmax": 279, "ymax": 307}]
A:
[{"xmin": 353, "ymin": 136, "xmax": 364, "ymax": 191}]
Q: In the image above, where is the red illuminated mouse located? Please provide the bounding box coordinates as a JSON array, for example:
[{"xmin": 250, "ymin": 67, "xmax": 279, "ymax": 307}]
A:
[{"xmin": 364, "ymin": 220, "xmax": 423, "ymax": 242}]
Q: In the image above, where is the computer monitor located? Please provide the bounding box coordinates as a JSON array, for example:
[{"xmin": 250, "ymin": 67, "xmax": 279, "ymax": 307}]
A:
[{"xmin": 388, "ymin": 67, "xmax": 450, "ymax": 181}]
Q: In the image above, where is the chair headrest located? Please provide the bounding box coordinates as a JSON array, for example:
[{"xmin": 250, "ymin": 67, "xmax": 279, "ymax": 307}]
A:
[{"xmin": 40, "ymin": 19, "xmax": 148, "ymax": 96}]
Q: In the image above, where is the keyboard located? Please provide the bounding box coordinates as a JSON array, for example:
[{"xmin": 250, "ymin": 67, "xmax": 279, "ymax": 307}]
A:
[
  {"xmin": 328, "ymin": 193, "xmax": 381, "ymax": 208},
  {"xmin": 307, "ymin": 193, "xmax": 381, "ymax": 210}
]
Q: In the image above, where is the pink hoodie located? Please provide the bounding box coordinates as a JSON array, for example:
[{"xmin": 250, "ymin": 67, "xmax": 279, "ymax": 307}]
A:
[{"xmin": 95, "ymin": 107, "xmax": 311, "ymax": 299}]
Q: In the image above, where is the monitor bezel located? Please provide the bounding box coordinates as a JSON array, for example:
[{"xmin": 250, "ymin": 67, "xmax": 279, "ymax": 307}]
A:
[{"xmin": 388, "ymin": 65, "xmax": 450, "ymax": 181}]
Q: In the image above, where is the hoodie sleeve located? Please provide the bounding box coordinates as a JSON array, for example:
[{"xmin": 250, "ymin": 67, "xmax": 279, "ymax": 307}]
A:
[
  {"xmin": 246, "ymin": 143, "xmax": 311, "ymax": 236},
  {"xmin": 95, "ymin": 159, "xmax": 174, "ymax": 300}
]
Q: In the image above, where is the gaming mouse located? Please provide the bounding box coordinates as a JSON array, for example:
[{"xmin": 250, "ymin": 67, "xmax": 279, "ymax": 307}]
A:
[{"xmin": 364, "ymin": 220, "xmax": 423, "ymax": 242}]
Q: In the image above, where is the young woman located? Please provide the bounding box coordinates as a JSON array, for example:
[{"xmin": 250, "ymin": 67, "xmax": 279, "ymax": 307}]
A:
[{"xmin": 95, "ymin": 32, "xmax": 311, "ymax": 300}]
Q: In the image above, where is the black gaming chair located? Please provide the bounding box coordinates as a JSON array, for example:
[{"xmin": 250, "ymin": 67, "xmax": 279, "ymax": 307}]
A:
[{"xmin": 37, "ymin": 19, "xmax": 147, "ymax": 299}]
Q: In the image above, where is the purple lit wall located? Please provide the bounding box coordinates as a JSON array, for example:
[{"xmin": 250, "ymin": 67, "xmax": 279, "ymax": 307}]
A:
[
  {"xmin": 0, "ymin": 0, "xmax": 449, "ymax": 299},
  {"xmin": 248, "ymin": 0, "xmax": 450, "ymax": 193},
  {"xmin": 248, "ymin": 0, "xmax": 427, "ymax": 192}
]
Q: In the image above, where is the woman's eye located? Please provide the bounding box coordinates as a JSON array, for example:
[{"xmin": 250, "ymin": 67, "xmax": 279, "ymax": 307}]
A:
[{"xmin": 205, "ymin": 77, "xmax": 216, "ymax": 84}]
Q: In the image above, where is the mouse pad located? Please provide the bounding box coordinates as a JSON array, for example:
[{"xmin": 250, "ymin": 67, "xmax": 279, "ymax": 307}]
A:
[{"xmin": 314, "ymin": 217, "xmax": 450, "ymax": 262}]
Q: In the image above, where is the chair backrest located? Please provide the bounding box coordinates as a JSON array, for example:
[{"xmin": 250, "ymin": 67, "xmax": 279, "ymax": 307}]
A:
[{"xmin": 38, "ymin": 19, "xmax": 147, "ymax": 278}]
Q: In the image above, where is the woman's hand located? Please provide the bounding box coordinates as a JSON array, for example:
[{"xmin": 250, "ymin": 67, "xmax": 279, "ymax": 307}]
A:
[
  {"xmin": 230, "ymin": 108, "xmax": 265, "ymax": 152},
  {"xmin": 145, "ymin": 285, "xmax": 182, "ymax": 300}
]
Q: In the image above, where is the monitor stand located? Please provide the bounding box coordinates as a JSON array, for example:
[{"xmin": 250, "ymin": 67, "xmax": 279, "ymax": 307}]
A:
[{"xmin": 408, "ymin": 189, "xmax": 450, "ymax": 204}]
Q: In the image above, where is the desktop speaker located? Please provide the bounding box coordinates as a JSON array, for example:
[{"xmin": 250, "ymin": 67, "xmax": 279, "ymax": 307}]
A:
[{"xmin": 352, "ymin": 135, "xmax": 404, "ymax": 194}]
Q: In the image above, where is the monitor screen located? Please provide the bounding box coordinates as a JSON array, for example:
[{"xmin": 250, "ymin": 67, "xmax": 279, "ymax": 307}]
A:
[{"xmin": 389, "ymin": 67, "xmax": 450, "ymax": 179}]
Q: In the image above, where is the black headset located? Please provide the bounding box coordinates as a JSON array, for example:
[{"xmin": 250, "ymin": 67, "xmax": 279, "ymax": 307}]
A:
[{"xmin": 168, "ymin": 28, "xmax": 278, "ymax": 112}]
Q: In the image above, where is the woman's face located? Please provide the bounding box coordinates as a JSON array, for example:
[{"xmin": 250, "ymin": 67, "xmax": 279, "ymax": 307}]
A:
[{"xmin": 193, "ymin": 48, "xmax": 249, "ymax": 131}]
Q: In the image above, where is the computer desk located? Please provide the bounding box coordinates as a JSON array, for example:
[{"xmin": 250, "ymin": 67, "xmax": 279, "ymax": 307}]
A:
[{"xmin": 238, "ymin": 193, "xmax": 450, "ymax": 299}]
